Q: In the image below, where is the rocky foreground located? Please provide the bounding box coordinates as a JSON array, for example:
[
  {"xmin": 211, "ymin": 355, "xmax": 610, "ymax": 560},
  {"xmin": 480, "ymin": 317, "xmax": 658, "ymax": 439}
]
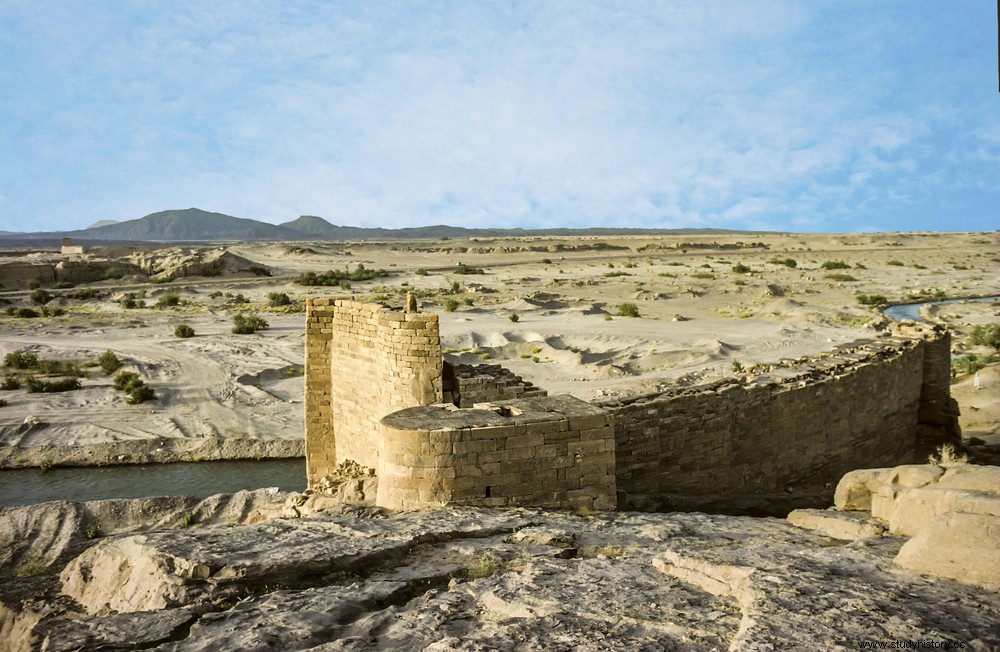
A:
[{"xmin": 1, "ymin": 464, "xmax": 998, "ymax": 651}]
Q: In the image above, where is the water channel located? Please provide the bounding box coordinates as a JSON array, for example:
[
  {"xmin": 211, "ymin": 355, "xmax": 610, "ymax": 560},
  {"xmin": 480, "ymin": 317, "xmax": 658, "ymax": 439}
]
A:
[
  {"xmin": 882, "ymin": 295, "xmax": 999, "ymax": 322},
  {"xmin": 0, "ymin": 458, "xmax": 305, "ymax": 508}
]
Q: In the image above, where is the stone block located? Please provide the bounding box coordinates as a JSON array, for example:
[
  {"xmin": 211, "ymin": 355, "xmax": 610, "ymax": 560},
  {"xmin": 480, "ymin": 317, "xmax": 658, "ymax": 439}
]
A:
[{"xmin": 894, "ymin": 512, "xmax": 1000, "ymax": 587}]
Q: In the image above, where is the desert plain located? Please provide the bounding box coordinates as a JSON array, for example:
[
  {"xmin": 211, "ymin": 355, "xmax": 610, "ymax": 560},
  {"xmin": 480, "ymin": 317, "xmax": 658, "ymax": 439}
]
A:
[{"xmin": 0, "ymin": 230, "xmax": 998, "ymax": 471}]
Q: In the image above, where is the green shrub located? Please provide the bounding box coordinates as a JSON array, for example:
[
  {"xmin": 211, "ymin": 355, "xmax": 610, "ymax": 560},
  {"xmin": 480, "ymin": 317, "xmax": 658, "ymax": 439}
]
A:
[
  {"xmin": 226, "ymin": 293, "xmax": 250, "ymax": 304},
  {"xmin": 40, "ymin": 306, "xmax": 65, "ymax": 317},
  {"xmin": 232, "ymin": 313, "xmax": 269, "ymax": 334},
  {"xmin": 113, "ymin": 371, "xmax": 143, "ymax": 391},
  {"xmin": 248, "ymin": 266, "xmax": 271, "ymax": 277},
  {"xmin": 691, "ymin": 272, "xmax": 715, "ymax": 280},
  {"xmin": 443, "ymin": 298, "xmax": 460, "ymax": 312},
  {"xmin": 155, "ymin": 292, "xmax": 181, "ymax": 308},
  {"xmin": 731, "ymin": 360, "xmax": 745, "ymax": 373},
  {"xmin": 39, "ymin": 458, "xmax": 53, "ymax": 473},
  {"xmin": 126, "ymin": 384, "xmax": 156, "ymax": 404},
  {"xmin": 103, "ymin": 268, "xmax": 124, "ymax": 280},
  {"xmin": 209, "ymin": 291, "xmax": 223, "ymax": 299},
  {"xmin": 603, "ymin": 271, "xmax": 631, "ymax": 278},
  {"xmin": 85, "ymin": 522, "xmax": 103, "ymax": 539},
  {"xmin": 66, "ymin": 288, "xmax": 99, "ymax": 301},
  {"xmin": 825, "ymin": 273, "xmax": 858, "ymax": 282},
  {"xmin": 509, "ymin": 312, "xmax": 520, "ymax": 323},
  {"xmin": 415, "ymin": 268, "xmax": 429, "ymax": 276},
  {"xmin": 30, "ymin": 289, "xmax": 53, "ymax": 305},
  {"xmin": 25, "ymin": 377, "xmax": 81, "ymax": 393},
  {"xmin": 294, "ymin": 264, "xmax": 390, "ymax": 286},
  {"xmin": 118, "ymin": 294, "xmax": 145, "ymax": 309},
  {"xmin": 617, "ymin": 303, "xmax": 641, "ymax": 318},
  {"xmin": 952, "ymin": 353, "xmax": 997, "ymax": 376},
  {"xmin": 10, "ymin": 307, "xmax": 39, "ymax": 318},
  {"xmin": 463, "ymin": 297, "xmax": 474, "ymax": 306},
  {"xmin": 887, "ymin": 260, "xmax": 904, "ymax": 267},
  {"xmin": 267, "ymin": 292, "xmax": 291, "ymax": 307},
  {"xmin": 856, "ymin": 294, "xmax": 888, "ymax": 307},
  {"xmin": 453, "ymin": 265, "xmax": 485, "ymax": 275},
  {"xmin": 821, "ymin": 261, "xmax": 851, "ymax": 270},
  {"xmin": 4, "ymin": 350, "xmax": 38, "ymax": 369},
  {"xmin": 174, "ymin": 324, "xmax": 195, "ymax": 338},
  {"xmin": 768, "ymin": 258, "xmax": 797, "ymax": 268},
  {"xmin": 97, "ymin": 350, "xmax": 122, "ymax": 375},
  {"xmin": 970, "ymin": 324, "xmax": 1000, "ymax": 351},
  {"xmin": 1, "ymin": 376, "xmax": 21, "ymax": 390},
  {"xmin": 731, "ymin": 263, "xmax": 752, "ymax": 274},
  {"xmin": 52, "ymin": 281, "xmax": 75, "ymax": 289}
]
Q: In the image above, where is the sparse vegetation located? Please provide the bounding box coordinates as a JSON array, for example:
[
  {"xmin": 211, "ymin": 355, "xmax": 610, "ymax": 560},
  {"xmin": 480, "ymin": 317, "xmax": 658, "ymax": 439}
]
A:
[
  {"xmin": 30, "ymin": 289, "xmax": 53, "ymax": 305},
  {"xmin": 39, "ymin": 458, "xmax": 53, "ymax": 473},
  {"xmin": 952, "ymin": 353, "xmax": 997, "ymax": 377},
  {"xmin": 603, "ymin": 271, "xmax": 631, "ymax": 278},
  {"xmin": 294, "ymin": 264, "xmax": 390, "ymax": 286},
  {"xmin": 232, "ymin": 313, "xmax": 269, "ymax": 334},
  {"xmin": 509, "ymin": 312, "xmax": 520, "ymax": 323},
  {"xmin": 825, "ymin": 274, "xmax": 858, "ymax": 282},
  {"xmin": 118, "ymin": 293, "xmax": 146, "ymax": 309},
  {"xmin": 821, "ymin": 261, "xmax": 851, "ymax": 270},
  {"xmin": 856, "ymin": 294, "xmax": 889, "ymax": 307},
  {"xmin": 85, "ymin": 522, "xmax": 103, "ymax": 539},
  {"xmin": 691, "ymin": 272, "xmax": 714, "ymax": 280},
  {"xmin": 887, "ymin": 260, "xmax": 904, "ymax": 267},
  {"xmin": 113, "ymin": 371, "xmax": 156, "ymax": 404},
  {"xmin": 731, "ymin": 263, "xmax": 752, "ymax": 274},
  {"xmin": 969, "ymin": 324, "xmax": 1000, "ymax": 351},
  {"xmin": 617, "ymin": 303, "xmax": 640, "ymax": 318},
  {"xmin": 731, "ymin": 360, "xmax": 745, "ymax": 373},
  {"xmin": 769, "ymin": 258, "xmax": 797, "ymax": 268},
  {"xmin": 25, "ymin": 376, "xmax": 82, "ymax": 393},
  {"xmin": 4, "ymin": 350, "xmax": 39, "ymax": 369},
  {"xmin": 174, "ymin": 324, "xmax": 196, "ymax": 338},
  {"xmin": 155, "ymin": 292, "xmax": 182, "ymax": 308},
  {"xmin": 98, "ymin": 350, "xmax": 123, "ymax": 375},
  {"xmin": 267, "ymin": 292, "xmax": 292, "ymax": 307},
  {"xmin": 453, "ymin": 265, "xmax": 485, "ymax": 275},
  {"xmin": 1, "ymin": 376, "xmax": 21, "ymax": 390},
  {"xmin": 928, "ymin": 443, "xmax": 968, "ymax": 466},
  {"xmin": 443, "ymin": 298, "xmax": 460, "ymax": 312}
]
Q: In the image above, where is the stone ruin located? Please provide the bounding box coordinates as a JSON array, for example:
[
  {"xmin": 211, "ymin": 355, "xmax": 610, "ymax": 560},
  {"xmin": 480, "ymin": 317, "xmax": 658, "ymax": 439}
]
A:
[{"xmin": 305, "ymin": 298, "xmax": 959, "ymax": 512}]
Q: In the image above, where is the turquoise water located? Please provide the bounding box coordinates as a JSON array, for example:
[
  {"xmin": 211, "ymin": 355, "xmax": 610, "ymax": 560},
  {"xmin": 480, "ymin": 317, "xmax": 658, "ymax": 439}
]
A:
[
  {"xmin": 883, "ymin": 296, "xmax": 999, "ymax": 323},
  {"xmin": 0, "ymin": 458, "xmax": 306, "ymax": 508}
]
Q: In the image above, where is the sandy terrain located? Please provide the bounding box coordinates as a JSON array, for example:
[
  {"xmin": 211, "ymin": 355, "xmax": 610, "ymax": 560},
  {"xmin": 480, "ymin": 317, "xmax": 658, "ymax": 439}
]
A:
[{"xmin": 0, "ymin": 230, "xmax": 997, "ymax": 467}]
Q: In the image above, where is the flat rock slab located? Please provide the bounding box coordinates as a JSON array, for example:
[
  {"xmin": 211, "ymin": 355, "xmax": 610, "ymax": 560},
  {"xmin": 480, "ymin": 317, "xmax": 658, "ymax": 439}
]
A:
[{"xmin": 9, "ymin": 508, "xmax": 993, "ymax": 651}]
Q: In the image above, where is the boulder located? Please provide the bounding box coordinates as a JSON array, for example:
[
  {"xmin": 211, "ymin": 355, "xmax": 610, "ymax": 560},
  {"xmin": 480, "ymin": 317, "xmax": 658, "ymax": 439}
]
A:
[
  {"xmin": 786, "ymin": 508, "xmax": 886, "ymax": 540},
  {"xmin": 884, "ymin": 487, "xmax": 1000, "ymax": 537},
  {"xmin": 894, "ymin": 512, "xmax": 1000, "ymax": 588}
]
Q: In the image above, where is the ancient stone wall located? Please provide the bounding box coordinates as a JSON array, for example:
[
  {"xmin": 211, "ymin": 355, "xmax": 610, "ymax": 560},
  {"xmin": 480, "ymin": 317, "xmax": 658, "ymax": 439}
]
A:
[
  {"xmin": 304, "ymin": 299, "xmax": 442, "ymax": 486},
  {"xmin": 599, "ymin": 330, "xmax": 948, "ymax": 509},
  {"xmin": 443, "ymin": 362, "xmax": 547, "ymax": 407},
  {"xmin": 378, "ymin": 396, "xmax": 615, "ymax": 511}
]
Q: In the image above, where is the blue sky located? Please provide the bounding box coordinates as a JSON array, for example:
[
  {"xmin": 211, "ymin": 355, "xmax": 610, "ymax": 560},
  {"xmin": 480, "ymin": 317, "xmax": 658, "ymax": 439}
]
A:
[{"xmin": 1, "ymin": 1, "xmax": 997, "ymax": 233}]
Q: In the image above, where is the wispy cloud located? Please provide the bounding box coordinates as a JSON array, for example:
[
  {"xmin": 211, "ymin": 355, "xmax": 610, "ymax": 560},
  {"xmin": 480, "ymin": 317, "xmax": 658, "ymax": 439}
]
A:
[{"xmin": 0, "ymin": 1, "xmax": 997, "ymax": 232}]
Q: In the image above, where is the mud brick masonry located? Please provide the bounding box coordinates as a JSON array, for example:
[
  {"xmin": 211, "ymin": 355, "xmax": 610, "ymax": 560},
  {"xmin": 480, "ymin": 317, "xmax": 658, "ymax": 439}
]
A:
[{"xmin": 305, "ymin": 298, "xmax": 959, "ymax": 511}]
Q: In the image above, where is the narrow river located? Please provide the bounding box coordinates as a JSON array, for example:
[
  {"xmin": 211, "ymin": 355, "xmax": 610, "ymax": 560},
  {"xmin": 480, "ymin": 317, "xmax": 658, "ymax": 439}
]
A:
[{"xmin": 0, "ymin": 458, "xmax": 305, "ymax": 508}]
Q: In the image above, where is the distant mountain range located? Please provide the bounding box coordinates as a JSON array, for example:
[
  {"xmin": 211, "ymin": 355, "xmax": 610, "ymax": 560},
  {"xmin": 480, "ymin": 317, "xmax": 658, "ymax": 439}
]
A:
[{"xmin": 0, "ymin": 208, "xmax": 765, "ymax": 244}]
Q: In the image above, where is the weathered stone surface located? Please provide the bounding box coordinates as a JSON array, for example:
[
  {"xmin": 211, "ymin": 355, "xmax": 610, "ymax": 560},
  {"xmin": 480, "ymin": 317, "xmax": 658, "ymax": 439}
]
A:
[
  {"xmin": 886, "ymin": 487, "xmax": 1000, "ymax": 537},
  {"xmin": 787, "ymin": 508, "xmax": 886, "ymax": 540},
  {"xmin": 895, "ymin": 512, "xmax": 1000, "ymax": 588},
  {"xmin": 0, "ymin": 505, "xmax": 993, "ymax": 651}
]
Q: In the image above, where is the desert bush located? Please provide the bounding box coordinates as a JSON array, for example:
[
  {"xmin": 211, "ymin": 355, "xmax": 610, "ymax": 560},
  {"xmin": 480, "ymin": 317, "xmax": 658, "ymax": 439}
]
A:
[
  {"xmin": 85, "ymin": 522, "xmax": 103, "ymax": 539},
  {"xmin": 508, "ymin": 312, "xmax": 520, "ymax": 323},
  {"xmin": 617, "ymin": 303, "xmax": 641, "ymax": 318},
  {"xmin": 155, "ymin": 292, "xmax": 181, "ymax": 308},
  {"xmin": 731, "ymin": 263, "xmax": 752, "ymax": 274},
  {"xmin": 118, "ymin": 294, "xmax": 145, "ymax": 309},
  {"xmin": 113, "ymin": 371, "xmax": 143, "ymax": 391},
  {"xmin": 97, "ymin": 350, "xmax": 122, "ymax": 375},
  {"xmin": 65, "ymin": 288, "xmax": 99, "ymax": 300},
  {"xmin": 232, "ymin": 313, "xmax": 269, "ymax": 334},
  {"xmin": 174, "ymin": 324, "xmax": 196, "ymax": 338},
  {"xmin": 856, "ymin": 294, "xmax": 889, "ymax": 307},
  {"xmin": 102, "ymin": 268, "xmax": 124, "ymax": 280},
  {"xmin": 267, "ymin": 292, "xmax": 292, "ymax": 307},
  {"xmin": 443, "ymin": 298, "xmax": 460, "ymax": 312},
  {"xmin": 731, "ymin": 360, "xmax": 745, "ymax": 373},
  {"xmin": 40, "ymin": 306, "xmax": 65, "ymax": 317},
  {"xmin": 25, "ymin": 376, "xmax": 81, "ymax": 393},
  {"xmin": 415, "ymin": 268, "xmax": 429, "ymax": 276},
  {"xmin": 126, "ymin": 384, "xmax": 156, "ymax": 404},
  {"xmin": 248, "ymin": 266, "xmax": 271, "ymax": 277},
  {"xmin": 27, "ymin": 281, "xmax": 40, "ymax": 289},
  {"xmin": 603, "ymin": 271, "xmax": 631, "ymax": 278},
  {"xmin": 7, "ymin": 307, "xmax": 40, "ymax": 318},
  {"xmin": 0, "ymin": 398, "xmax": 6, "ymax": 407},
  {"xmin": 768, "ymin": 258, "xmax": 797, "ymax": 268},
  {"xmin": 52, "ymin": 281, "xmax": 75, "ymax": 289},
  {"xmin": 952, "ymin": 353, "xmax": 997, "ymax": 377},
  {"xmin": 294, "ymin": 264, "xmax": 390, "ymax": 286},
  {"xmin": 30, "ymin": 289, "xmax": 53, "ymax": 305},
  {"xmin": 928, "ymin": 443, "xmax": 967, "ymax": 466},
  {"xmin": 226, "ymin": 293, "xmax": 250, "ymax": 304},
  {"xmin": 4, "ymin": 350, "xmax": 39, "ymax": 369},
  {"xmin": 887, "ymin": 260, "xmax": 904, "ymax": 267},
  {"xmin": 825, "ymin": 273, "xmax": 858, "ymax": 282},
  {"xmin": 1, "ymin": 376, "xmax": 21, "ymax": 390},
  {"xmin": 209, "ymin": 291, "xmax": 224, "ymax": 299},
  {"xmin": 453, "ymin": 265, "xmax": 484, "ymax": 275},
  {"xmin": 463, "ymin": 297, "xmax": 474, "ymax": 306},
  {"xmin": 821, "ymin": 261, "xmax": 850, "ymax": 270},
  {"xmin": 36, "ymin": 359, "xmax": 83, "ymax": 377},
  {"xmin": 691, "ymin": 272, "xmax": 715, "ymax": 280},
  {"xmin": 969, "ymin": 324, "xmax": 1000, "ymax": 350}
]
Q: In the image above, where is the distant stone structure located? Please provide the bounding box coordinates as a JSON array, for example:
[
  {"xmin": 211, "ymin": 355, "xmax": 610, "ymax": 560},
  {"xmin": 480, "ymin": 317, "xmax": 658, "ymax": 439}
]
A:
[
  {"xmin": 60, "ymin": 238, "xmax": 85, "ymax": 255},
  {"xmin": 305, "ymin": 298, "xmax": 959, "ymax": 512}
]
